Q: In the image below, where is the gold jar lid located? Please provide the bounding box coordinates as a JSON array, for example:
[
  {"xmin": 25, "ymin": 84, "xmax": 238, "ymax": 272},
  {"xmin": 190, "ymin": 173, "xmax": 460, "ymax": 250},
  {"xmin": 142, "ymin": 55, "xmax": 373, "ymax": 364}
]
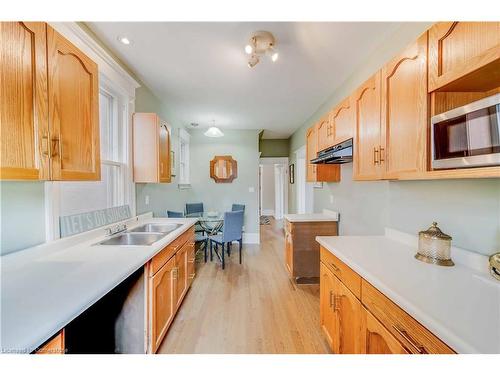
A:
[{"xmin": 419, "ymin": 222, "xmax": 452, "ymax": 241}]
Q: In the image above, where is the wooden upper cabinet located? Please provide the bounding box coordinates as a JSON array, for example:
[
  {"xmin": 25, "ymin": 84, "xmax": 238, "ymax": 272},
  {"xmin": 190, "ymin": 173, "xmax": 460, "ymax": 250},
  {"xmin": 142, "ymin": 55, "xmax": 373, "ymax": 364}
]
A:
[
  {"xmin": 428, "ymin": 22, "xmax": 500, "ymax": 92},
  {"xmin": 353, "ymin": 71, "xmax": 383, "ymax": 181},
  {"xmin": 0, "ymin": 22, "xmax": 49, "ymax": 180},
  {"xmin": 331, "ymin": 96, "xmax": 354, "ymax": 145},
  {"xmin": 133, "ymin": 113, "xmax": 171, "ymax": 183},
  {"xmin": 381, "ymin": 33, "xmax": 428, "ymax": 179},
  {"xmin": 305, "ymin": 125, "xmax": 318, "ymax": 182},
  {"xmin": 362, "ymin": 308, "xmax": 409, "ymax": 354},
  {"xmin": 317, "ymin": 114, "xmax": 331, "ymax": 152},
  {"xmin": 47, "ymin": 26, "xmax": 100, "ymax": 181}
]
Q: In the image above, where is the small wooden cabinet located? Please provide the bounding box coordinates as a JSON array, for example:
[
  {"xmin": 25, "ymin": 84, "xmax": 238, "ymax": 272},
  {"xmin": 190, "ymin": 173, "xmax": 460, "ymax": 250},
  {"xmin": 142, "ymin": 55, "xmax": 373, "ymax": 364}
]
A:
[
  {"xmin": 317, "ymin": 114, "xmax": 331, "ymax": 152},
  {"xmin": 319, "ymin": 246, "xmax": 455, "ymax": 354},
  {"xmin": 306, "ymin": 124, "xmax": 340, "ymax": 183},
  {"xmin": 148, "ymin": 226, "xmax": 195, "ymax": 353},
  {"xmin": 284, "ymin": 219, "xmax": 338, "ymax": 283},
  {"xmin": 0, "ymin": 22, "xmax": 100, "ymax": 181},
  {"xmin": 428, "ymin": 22, "xmax": 500, "ymax": 92},
  {"xmin": 133, "ymin": 113, "xmax": 171, "ymax": 183}
]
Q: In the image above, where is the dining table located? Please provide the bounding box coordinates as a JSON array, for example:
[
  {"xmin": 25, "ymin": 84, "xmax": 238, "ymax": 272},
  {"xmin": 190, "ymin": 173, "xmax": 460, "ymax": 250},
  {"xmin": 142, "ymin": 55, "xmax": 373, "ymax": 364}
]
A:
[{"xmin": 185, "ymin": 212, "xmax": 224, "ymax": 236}]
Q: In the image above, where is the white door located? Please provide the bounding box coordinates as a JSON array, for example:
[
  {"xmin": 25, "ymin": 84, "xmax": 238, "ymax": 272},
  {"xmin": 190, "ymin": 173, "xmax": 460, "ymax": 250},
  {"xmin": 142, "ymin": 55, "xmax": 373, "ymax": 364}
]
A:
[{"xmin": 274, "ymin": 164, "xmax": 285, "ymax": 219}]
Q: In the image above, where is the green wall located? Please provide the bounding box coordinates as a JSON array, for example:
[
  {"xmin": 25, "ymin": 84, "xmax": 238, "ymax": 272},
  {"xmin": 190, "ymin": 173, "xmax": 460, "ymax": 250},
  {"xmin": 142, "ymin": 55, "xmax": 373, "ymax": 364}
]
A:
[
  {"xmin": 287, "ymin": 22, "xmax": 500, "ymax": 255},
  {"xmin": 259, "ymin": 138, "xmax": 289, "ymax": 157}
]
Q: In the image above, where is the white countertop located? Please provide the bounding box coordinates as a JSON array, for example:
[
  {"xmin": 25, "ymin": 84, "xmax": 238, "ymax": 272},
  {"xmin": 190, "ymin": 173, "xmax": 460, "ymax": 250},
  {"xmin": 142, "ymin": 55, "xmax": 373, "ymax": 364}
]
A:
[
  {"xmin": 0, "ymin": 215, "xmax": 197, "ymax": 353},
  {"xmin": 285, "ymin": 210, "xmax": 339, "ymax": 223},
  {"xmin": 316, "ymin": 233, "xmax": 500, "ymax": 353}
]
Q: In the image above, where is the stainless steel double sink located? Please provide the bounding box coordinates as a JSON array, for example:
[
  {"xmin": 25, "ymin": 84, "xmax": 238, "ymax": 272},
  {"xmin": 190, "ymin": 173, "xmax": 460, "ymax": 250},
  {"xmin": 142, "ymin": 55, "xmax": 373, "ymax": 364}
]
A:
[{"xmin": 96, "ymin": 223, "xmax": 182, "ymax": 246}]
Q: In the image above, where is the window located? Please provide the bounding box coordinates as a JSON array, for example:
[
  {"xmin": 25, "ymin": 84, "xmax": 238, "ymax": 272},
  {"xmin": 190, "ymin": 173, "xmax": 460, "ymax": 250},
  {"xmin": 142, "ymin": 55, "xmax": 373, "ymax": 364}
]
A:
[
  {"xmin": 178, "ymin": 128, "xmax": 190, "ymax": 185},
  {"xmin": 57, "ymin": 87, "xmax": 132, "ymax": 218}
]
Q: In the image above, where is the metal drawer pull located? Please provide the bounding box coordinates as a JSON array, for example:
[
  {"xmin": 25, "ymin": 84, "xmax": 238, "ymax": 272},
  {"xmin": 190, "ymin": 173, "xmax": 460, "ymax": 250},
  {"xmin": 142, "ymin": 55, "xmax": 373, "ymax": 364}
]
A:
[
  {"xmin": 329, "ymin": 290, "xmax": 334, "ymax": 307},
  {"xmin": 330, "ymin": 262, "xmax": 340, "ymax": 273},
  {"xmin": 374, "ymin": 147, "xmax": 379, "ymax": 164},
  {"xmin": 392, "ymin": 325, "xmax": 427, "ymax": 354},
  {"xmin": 188, "ymin": 258, "xmax": 195, "ymax": 263},
  {"xmin": 334, "ymin": 295, "xmax": 341, "ymax": 311},
  {"xmin": 41, "ymin": 135, "xmax": 49, "ymax": 157},
  {"xmin": 188, "ymin": 273, "xmax": 195, "ymax": 279},
  {"xmin": 379, "ymin": 146, "xmax": 385, "ymax": 163}
]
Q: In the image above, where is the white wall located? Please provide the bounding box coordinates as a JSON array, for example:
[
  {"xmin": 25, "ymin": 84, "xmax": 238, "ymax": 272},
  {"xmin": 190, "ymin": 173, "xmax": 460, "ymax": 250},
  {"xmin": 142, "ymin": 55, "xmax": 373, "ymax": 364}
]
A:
[{"xmin": 260, "ymin": 165, "xmax": 275, "ymax": 215}]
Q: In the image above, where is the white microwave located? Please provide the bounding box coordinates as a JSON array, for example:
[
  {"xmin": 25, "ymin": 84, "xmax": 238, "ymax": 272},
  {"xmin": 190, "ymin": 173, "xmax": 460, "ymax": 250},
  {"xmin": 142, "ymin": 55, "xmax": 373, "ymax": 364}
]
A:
[{"xmin": 431, "ymin": 93, "xmax": 500, "ymax": 170}]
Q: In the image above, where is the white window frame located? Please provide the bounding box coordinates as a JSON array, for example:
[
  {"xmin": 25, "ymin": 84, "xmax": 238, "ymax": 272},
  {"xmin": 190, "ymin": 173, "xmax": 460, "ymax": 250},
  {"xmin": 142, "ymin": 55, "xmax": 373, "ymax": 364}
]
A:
[
  {"xmin": 178, "ymin": 128, "xmax": 191, "ymax": 186},
  {"xmin": 44, "ymin": 22, "xmax": 139, "ymax": 241}
]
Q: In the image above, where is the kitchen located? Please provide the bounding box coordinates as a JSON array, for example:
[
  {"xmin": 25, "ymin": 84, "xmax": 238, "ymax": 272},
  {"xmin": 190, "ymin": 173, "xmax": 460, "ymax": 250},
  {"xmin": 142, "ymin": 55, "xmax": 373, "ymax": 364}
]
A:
[{"xmin": 1, "ymin": 1, "xmax": 499, "ymax": 373}]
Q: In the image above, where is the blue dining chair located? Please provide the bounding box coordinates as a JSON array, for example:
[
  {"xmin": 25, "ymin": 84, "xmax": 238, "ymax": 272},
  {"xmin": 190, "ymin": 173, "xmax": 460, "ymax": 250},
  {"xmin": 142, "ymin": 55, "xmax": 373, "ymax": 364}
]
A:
[
  {"xmin": 167, "ymin": 210, "xmax": 184, "ymax": 218},
  {"xmin": 209, "ymin": 210, "xmax": 244, "ymax": 269},
  {"xmin": 231, "ymin": 204, "xmax": 245, "ymax": 212},
  {"xmin": 185, "ymin": 202, "xmax": 204, "ymax": 215}
]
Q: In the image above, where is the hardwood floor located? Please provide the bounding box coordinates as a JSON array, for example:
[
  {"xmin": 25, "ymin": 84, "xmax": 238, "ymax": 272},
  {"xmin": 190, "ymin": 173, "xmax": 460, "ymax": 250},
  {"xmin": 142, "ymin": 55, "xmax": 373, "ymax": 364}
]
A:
[{"xmin": 158, "ymin": 218, "xmax": 330, "ymax": 354}]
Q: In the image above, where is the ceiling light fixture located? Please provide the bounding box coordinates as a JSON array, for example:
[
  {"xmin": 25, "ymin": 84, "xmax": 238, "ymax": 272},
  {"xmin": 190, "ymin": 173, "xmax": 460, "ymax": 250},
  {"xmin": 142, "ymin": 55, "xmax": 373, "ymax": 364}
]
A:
[
  {"xmin": 204, "ymin": 120, "xmax": 224, "ymax": 138},
  {"xmin": 117, "ymin": 36, "xmax": 132, "ymax": 45},
  {"xmin": 244, "ymin": 31, "xmax": 279, "ymax": 68}
]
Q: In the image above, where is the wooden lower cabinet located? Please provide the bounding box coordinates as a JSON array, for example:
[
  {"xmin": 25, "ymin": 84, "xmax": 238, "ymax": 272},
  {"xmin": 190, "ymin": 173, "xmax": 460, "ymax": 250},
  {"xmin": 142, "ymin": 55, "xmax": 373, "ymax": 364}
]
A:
[
  {"xmin": 319, "ymin": 247, "xmax": 455, "ymax": 354},
  {"xmin": 35, "ymin": 330, "xmax": 65, "ymax": 354},
  {"xmin": 148, "ymin": 226, "xmax": 195, "ymax": 353},
  {"xmin": 362, "ymin": 309, "xmax": 409, "ymax": 354}
]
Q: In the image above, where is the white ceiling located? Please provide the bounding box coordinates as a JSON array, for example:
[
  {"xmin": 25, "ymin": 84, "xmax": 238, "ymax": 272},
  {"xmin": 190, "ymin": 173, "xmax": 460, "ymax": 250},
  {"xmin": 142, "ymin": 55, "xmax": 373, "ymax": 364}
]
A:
[{"xmin": 88, "ymin": 22, "xmax": 403, "ymax": 138}]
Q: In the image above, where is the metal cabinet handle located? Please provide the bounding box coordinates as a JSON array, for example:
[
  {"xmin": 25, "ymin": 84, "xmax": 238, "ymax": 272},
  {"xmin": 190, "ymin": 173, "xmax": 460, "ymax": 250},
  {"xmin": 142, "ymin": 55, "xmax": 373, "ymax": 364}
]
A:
[
  {"xmin": 392, "ymin": 325, "xmax": 427, "ymax": 354},
  {"xmin": 379, "ymin": 146, "xmax": 385, "ymax": 163},
  {"xmin": 41, "ymin": 134, "xmax": 50, "ymax": 157},
  {"xmin": 374, "ymin": 147, "xmax": 379, "ymax": 165},
  {"xmin": 51, "ymin": 137, "xmax": 60, "ymax": 158},
  {"xmin": 188, "ymin": 273, "xmax": 195, "ymax": 280},
  {"xmin": 334, "ymin": 295, "xmax": 341, "ymax": 311},
  {"xmin": 329, "ymin": 290, "xmax": 334, "ymax": 307},
  {"xmin": 329, "ymin": 262, "xmax": 340, "ymax": 273},
  {"xmin": 188, "ymin": 258, "xmax": 195, "ymax": 264}
]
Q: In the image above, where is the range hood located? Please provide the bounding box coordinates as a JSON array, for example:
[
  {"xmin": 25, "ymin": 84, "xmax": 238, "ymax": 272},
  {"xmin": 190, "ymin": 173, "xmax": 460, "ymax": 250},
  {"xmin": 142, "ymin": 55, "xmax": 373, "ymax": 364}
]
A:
[{"xmin": 311, "ymin": 138, "xmax": 353, "ymax": 164}]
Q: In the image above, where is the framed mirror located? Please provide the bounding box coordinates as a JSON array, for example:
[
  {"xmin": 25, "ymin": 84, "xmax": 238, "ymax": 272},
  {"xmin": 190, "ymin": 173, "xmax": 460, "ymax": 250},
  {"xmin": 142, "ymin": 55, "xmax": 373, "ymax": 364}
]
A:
[{"xmin": 210, "ymin": 156, "xmax": 237, "ymax": 183}]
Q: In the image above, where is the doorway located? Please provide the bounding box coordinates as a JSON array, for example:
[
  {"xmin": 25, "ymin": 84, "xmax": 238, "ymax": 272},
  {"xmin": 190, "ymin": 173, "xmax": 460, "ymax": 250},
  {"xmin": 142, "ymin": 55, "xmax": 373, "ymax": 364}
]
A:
[
  {"xmin": 295, "ymin": 146, "xmax": 313, "ymax": 214},
  {"xmin": 259, "ymin": 157, "xmax": 289, "ymax": 220}
]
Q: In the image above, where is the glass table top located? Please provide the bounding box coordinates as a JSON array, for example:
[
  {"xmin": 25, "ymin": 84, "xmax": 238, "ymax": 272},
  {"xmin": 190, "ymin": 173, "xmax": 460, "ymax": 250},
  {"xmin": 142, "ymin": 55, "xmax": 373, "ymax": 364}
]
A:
[{"xmin": 186, "ymin": 212, "xmax": 224, "ymax": 222}]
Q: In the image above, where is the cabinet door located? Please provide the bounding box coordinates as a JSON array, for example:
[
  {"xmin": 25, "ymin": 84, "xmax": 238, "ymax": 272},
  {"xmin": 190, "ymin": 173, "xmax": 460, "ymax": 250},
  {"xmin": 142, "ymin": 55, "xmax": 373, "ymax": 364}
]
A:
[
  {"xmin": 428, "ymin": 22, "xmax": 500, "ymax": 92},
  {"xmin": 150, "ymin": 256, "xmax": 176, "ymax": 353},
  {"xmin": 320, "ymin": 263, "xmax": 336, "ymax": 351},
  {"xmin": 333, "ymin": 277, "xmax": 363, "ymax": 354},
  {"xmin": 317, "ymin": 115, "xmax": 331, "ymax": 152},
  {"xmin": 362, "ymin": 308, "xmax": 409, "ymax": 354},
  {"xmin": 285, "ymin": 231, "xmax": 293, "ymax": 276},
  {"xmin": 158, "ymin": 121, "xmax": 171, "ymax": 183},
  {"xmin": 331, "ymin": 97, "xmax": 354, "ymax": 145},
  {"xmin": 175, "ymin": 243, "xmax": 189, "ymax": 308},
  {"xmin": 305, "ymin": 125, "xmax": 317, "ymax": 182},
  {"xmin": 353, "ymin": 71, "xmax": 382, "ymax": 181},
  {"xmin": 47, "ymin": 26, "xmax": 100, "ymax": 181},
  {"xmin": 0, "ymin": 22, "xmax": 49, "ymax": 180},
  {"xmin": 381, "ymin": 33, "xmax": 428, "ymax": 179}
]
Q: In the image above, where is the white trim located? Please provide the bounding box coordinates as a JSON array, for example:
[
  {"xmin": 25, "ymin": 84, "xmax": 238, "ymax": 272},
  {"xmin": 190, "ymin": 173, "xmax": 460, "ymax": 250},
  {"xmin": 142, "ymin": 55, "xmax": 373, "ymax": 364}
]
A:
[
  {"xmin": 48, "ymin": 22, "xmax": 140, "ymax": 98},
  {"xmin": 261, "ymin": 209, "xmax": 275, "ymax": 216},
  {"xmin": 242, "ymin": 232, "xmax": 260, "ymax": 244}
]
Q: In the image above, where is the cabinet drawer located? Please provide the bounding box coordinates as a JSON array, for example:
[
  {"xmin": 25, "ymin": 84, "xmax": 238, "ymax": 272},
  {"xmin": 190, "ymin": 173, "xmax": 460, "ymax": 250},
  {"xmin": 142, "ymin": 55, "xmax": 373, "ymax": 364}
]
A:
[
  {"xmin": 149, "ymin": 226, "xmax": 195, "ymax": 277},
  {"xmin": 320, "ymin": 246, "xmax": 361, "ymax": 299},
  {"xmin": 361, "ymin": 279, "xmax": 455, "ymax": 354}
]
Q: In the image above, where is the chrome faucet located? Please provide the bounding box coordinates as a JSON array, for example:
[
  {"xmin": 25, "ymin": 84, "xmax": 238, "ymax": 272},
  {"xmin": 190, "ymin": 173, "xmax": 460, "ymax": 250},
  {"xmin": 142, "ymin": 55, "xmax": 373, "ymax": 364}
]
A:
[{"xmin": 105, "ymin": 223, "xmax": 127, "ymax": 236}]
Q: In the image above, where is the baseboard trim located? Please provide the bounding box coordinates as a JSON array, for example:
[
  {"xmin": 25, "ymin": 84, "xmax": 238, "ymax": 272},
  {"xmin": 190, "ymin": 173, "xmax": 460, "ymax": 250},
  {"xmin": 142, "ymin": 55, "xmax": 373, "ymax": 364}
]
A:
[{"xmin": 242, "ymin": 232, "xmax": 260, "ymax": 244}]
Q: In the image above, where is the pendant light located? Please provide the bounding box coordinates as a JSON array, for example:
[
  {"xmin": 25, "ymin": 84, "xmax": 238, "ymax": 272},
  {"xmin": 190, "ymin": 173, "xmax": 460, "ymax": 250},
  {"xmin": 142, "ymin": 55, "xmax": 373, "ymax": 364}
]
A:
[{"xmin": 204, "ymin": 120, "xmax": 224, "ymax": 138}]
